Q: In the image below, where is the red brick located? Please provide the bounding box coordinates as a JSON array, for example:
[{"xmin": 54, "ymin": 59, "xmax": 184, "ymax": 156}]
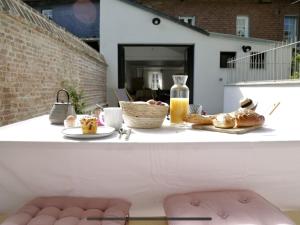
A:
[
  {"xmin": 137, "ymin": 0, "xmax": 300, "ymax": 41},
  {"xmin": 0, "ymin": 9, "xmax": 107, "ymax": 126}
]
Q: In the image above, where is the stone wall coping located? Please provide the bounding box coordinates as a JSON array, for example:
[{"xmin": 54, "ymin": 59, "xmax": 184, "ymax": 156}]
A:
[{"xmin": 0, "ymin": 0, "xmax": 107, "ymax": 65}]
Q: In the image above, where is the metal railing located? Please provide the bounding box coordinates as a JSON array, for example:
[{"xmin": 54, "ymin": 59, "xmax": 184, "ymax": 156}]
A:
[{"xmin": 226, "ymin": 41, "xmax": 300, "ymax": 84}]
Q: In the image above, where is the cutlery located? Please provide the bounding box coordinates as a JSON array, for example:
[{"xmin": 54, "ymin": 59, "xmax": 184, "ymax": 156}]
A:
[
  {"xmin": 118, "ymin": 128, "xmax": 126, "ymax": 139},
  {"xmin": 125, "ymin": 129, "xmax": 132, "ymax": 141}
]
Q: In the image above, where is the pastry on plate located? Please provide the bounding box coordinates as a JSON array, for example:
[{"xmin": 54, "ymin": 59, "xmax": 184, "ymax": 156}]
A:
[
  {"xmin": 80, "ymin": 117, "xmax": 98, "ymax": 134},
  {"xmin": 184, "ymin": 114, "xmax": 215, "ymax": 125},
  {"xmin": 212, "ymin": 113, "xmax": 235, "ymax": 129},
  {"xmin": 234, "ymin": 108, "xmax": 265, "ymax": 128},
  {"xmin": 65, "ymin": 115, "xmax": 76, "ymax": 128}
]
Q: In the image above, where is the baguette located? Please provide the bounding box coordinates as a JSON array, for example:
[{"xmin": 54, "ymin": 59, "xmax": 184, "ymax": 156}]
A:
[{"xmin": 184, "ymin": 114, "xmax": 215, "ymax": 125}]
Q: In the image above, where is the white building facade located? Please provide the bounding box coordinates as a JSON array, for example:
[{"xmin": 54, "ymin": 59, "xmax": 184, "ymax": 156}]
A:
[{"xmin": 100, "ymin": 0, "xmax": 276, "ymax": 113}]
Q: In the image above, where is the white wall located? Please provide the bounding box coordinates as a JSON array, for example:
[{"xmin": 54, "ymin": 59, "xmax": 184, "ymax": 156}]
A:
[
  {"xmin": 100, "ymin": 0, "xmax": 275, "ymax": 113},
  {"xmin": 224, "ymin": 83, "xmax": 300, "ymax": 125}
]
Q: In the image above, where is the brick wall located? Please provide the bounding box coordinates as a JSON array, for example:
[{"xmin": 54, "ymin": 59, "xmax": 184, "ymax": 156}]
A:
[
  {"xmin": 0, "ymin": 0, "xmax": 107, "ymax": 126},
  {"xmin": 137, "ymin": 0, "xmax": 300, "ymax": 41}
]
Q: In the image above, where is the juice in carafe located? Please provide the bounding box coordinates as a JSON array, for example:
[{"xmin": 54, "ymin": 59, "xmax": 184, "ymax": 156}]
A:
[
  {"xmin": 170, "ymin": 75, "xmax": 189, "ymax": 124},
  {"xmin": 170, "ymin": 98, "xmax": 189, "ymax": 123}
]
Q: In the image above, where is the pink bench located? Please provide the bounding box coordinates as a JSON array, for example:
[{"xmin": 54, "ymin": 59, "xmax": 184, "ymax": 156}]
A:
[
  {"xmin": 1, "ymin": 196, "xmax": 131, "ymax": 225},
  {"xmin": 164, "ymin": 190, "xmax": 295, "ymax": 225}
]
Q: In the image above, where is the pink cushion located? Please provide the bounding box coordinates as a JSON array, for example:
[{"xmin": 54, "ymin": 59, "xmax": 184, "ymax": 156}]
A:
[
  {"xmin": 2, "ymin": 196, "xmax": 131, "ymax": 225},
  {"xmin": 164, "ymin": 190, "xmax": 295, "ymax": 225}
]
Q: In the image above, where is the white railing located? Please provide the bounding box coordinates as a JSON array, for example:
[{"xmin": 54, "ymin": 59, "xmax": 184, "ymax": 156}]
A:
[{"xmin": 226, "ymin": 41, "xmax": 300, "ymax": 84}]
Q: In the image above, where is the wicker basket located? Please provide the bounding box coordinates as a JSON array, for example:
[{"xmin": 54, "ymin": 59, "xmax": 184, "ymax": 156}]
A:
[{"xmin": 119, "ymin": 101, "xmax": 169, "ymax": 129}]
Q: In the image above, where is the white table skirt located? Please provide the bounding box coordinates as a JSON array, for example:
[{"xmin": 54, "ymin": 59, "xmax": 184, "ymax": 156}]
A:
[{"xmin": 0, "ymin": 115, "xmax": 300, "ymax": 216}]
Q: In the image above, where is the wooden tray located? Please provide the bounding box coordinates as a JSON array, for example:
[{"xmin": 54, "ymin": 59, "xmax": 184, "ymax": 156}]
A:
[{"xmin": 192, "ymin": 124, "xmax": 262, "ymax": 134}]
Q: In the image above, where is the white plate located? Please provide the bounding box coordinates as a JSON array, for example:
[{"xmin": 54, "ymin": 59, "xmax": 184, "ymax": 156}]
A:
[{"xmin": 62, "ymin": 126, "xmax": 115, "ymax": 139}]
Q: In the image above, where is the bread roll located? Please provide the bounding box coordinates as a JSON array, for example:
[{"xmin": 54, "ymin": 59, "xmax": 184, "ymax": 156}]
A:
[
  {"xmin": 147, "ymin": 99, "xmax": 156, "ymax": 105},
  {"xmin": 235, "ymin": 109, "xmax": 265, "ymax": 127},
  {"xmin": 184, "ymin": 114, "xmax": 215, "ymax": 125},
  {"xmin": 212, "ymin": 114, "xmax": 235, "ymax": 129},
  {"xmin": 65, "ymin": 115, "xmax": 76, "ymax": 127}
]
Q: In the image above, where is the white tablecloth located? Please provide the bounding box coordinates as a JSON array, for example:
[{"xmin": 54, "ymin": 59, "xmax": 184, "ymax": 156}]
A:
[{"xmin": 0, "ymin": 115, "xmax": 300, "ymax": 216}]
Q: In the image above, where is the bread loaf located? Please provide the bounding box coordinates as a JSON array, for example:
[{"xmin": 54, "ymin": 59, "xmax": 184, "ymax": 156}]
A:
[
  {"xmin": 234, "ymin": 109, "xmax": 265, "ymax": 127},
  {"xmin": 212, "ymin": 114, "xmax": 235, "ymax": 129}
]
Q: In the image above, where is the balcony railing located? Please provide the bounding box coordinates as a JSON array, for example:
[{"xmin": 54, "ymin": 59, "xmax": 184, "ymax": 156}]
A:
[{"xmin": 226, "ymin": 41, "xmax": 300, "ymax": 84}]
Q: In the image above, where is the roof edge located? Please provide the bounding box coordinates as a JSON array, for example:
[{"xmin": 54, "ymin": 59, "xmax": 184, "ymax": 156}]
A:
[
  {"xmin": 117, "ymin": 0, "xmax": 210, "ymax": 36},
  {"xmin": 210, "ymin": 32, "xmax": 278, "ymax": 43}
]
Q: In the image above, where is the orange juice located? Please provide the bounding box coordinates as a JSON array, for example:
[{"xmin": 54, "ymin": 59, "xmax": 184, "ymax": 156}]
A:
[{"xmin": 170, "ymin": 98, "xmax": 189, "ymax": 123}]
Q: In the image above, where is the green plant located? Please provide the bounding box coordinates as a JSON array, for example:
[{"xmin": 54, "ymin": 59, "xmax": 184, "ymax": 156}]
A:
[
  {"xmin": 291, "ymin": 71, "xmax": 300, "ymax": 79},
  {"xmin": 291, "ymin": 53, "xmax": 300, "ymax": 79},
  {"xmin": 62, "ymin": 80, "xmax": 86, "ymax": 114}
]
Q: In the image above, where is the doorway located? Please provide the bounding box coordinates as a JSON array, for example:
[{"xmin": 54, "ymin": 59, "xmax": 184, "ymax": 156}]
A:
[{"xmin": 118, "ymin": 44, "xmax": 194, "ymax": 104}]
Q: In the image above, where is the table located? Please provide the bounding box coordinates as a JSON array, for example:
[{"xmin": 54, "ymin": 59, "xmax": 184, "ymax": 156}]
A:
[{"xmin": 0, "ymin": 115, "xmax": 300, "ymax": 216}]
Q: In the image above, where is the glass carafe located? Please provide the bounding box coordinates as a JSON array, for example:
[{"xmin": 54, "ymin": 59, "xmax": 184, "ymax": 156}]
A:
[{"xmin": 170, "ymin": 75, "xmax": 189, "ymax": 124}]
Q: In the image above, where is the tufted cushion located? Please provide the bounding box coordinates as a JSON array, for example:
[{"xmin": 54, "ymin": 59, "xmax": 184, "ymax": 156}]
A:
[
  {"xmin": 1, "ymin": 196, "xmax": 131, "ymax": 225},
  {"xmin": 164, "ymin": 190, "xmax": 295, "ymax": 225}
]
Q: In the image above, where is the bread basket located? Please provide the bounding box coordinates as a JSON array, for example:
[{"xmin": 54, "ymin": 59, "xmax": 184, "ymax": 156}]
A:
[{"xmin": 119, "ymin": 101, "xmax": 169, "ymax": 129}]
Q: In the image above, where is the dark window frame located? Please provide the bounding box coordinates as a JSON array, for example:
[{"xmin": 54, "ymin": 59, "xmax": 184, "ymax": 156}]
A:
[
  {"xmin": 118, "ymin": 44, "xmax": 195, "ymax": 103},
  {"xmin": 220, "ymin": 51, "xmax": 236, "ymax": 68}
]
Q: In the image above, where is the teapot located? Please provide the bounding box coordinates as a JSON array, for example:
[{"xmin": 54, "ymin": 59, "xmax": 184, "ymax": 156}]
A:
[{"xmin": 49, "ymin": 89, "xmax": 75, "ymax": 124}]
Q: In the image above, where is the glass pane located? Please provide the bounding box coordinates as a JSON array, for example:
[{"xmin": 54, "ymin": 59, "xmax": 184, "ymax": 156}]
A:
[
  {"xmin": 284, "ymin": 16, "xmax": 298, "ymax": 42},
  {"xmin": 236, "ymin": 16, "xmax": 248, "ymax": 37}
]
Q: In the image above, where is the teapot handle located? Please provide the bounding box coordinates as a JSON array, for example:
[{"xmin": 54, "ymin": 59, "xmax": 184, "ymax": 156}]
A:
[{"xmin": 56, "ymin": 89, "xmax": 70, "ymax": 103}]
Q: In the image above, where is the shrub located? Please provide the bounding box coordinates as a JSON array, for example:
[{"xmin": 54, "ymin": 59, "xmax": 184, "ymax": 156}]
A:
[
  {"xmin": 62, "ymin": 80, "xmax": 86, "ymax": 114},
  {"xmin": 291, "ymin": 53, "xmax": 300, "ymax": 79}
]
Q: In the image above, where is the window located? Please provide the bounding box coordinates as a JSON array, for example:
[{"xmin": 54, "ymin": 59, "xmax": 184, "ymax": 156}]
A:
[
  {"xmin": 284, "ymin": 16, "xmax": 298, "ymax": 42},
  {"xmin": 150, "ymin": 72, "xmax": 162, "ymax": 90},
  {"xmin": 250, "ymin": 52, "xmax": 266, "ymax": 69},
  {"xmin": 236, "ymin": 16, "xmax": 249, "ymax": 37},
  {"xmin": 179, "ymin": 16, "xmax": 196, "ymax": 26},
  {"xmin": 220, "ymin": 52, "xmax": 236, "ymax": 68},
  {"xmin": 42, "ymin": 9, "xmax": 53, "ymax": 20}
]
